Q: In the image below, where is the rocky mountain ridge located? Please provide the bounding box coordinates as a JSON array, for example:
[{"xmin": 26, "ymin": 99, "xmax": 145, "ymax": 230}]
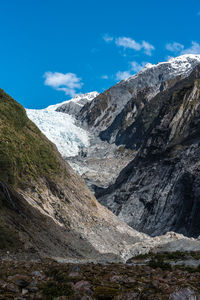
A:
[
  {"xmin": 97, "ymin": 64, "xmax": 200, "ymax": 238},
  {"xmin": 56, "ymin": 91, "xmax": 99, "ymax": 115},
  {"xmin": 78, "ymin": 55, "xmax": 200, "ymax": 139}
]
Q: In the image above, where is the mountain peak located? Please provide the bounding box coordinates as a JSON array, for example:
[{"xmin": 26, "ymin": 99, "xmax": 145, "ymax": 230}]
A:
[
  {"xmin": 43, "ymin": 91, "xmax": 99, "ymax": 112},
  {"xmin": 125, "ymin": 54, "xmax": 200, "ymax": 83}
]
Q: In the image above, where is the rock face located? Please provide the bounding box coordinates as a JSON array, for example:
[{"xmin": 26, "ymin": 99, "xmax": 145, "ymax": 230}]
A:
[
  {"xmin": 78, "ymin": 55, "xmax": 200, "ymax": 141},
  {"xmin": 70, "ymin": 55, "xmax": 200, "ymax": 189},
  {"xmin": 97, "ymin": 64, "xmax": 200, "ymax": 238}
]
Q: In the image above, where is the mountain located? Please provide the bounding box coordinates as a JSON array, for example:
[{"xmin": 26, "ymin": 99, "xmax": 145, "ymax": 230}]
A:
[
  {"xmin": 56, "ymin": 54, "xmax": 200, "ymax": 239},
  {"xmin": 27, "ymin": 56, "xmax": 200, "ymax": 191},
  {"xmin": 78, "ymin": 55, "xmax": 200, "ymax": 141},
  {"xmin": 97, "ymin": 63, "xmax": 200, "ymax": 238},
  {"xmin": 70, "ymin": 55, "xmax": 200, "ymax": 190},
  {"xmin": 25, "ymin": 54, "xmax": 200, "ymax": 240},
  {"xmin": 1, "ymin": 88, "xmax": 156, "ymax": 262},
  {"xmin": 1, "ymin": 88, "xmax": 200, "ymax": 262}
]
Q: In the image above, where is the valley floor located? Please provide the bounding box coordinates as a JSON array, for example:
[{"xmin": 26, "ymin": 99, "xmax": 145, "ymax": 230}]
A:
[{"xmin": 1, "ymin": 255, "xmax": 200, "ymax": 299}]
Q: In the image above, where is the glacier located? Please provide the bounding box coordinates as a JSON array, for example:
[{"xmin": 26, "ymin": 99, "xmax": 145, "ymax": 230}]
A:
[
  {"xmin": 26, "ymin": 92, "xmax": 98, "ymax": 157},
  {"xmin": 26, "ymin": 55, "xmax": 200, "ymax": 160}
]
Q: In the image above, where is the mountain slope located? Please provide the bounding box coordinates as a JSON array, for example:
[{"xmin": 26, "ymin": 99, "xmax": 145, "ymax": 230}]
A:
[
  {"xmin": 97, "ymin": 64, "xmax": 200, "ymax": 238},
  {"xmin": 69, "ymin": 55, "xmax": 200, "ymax": 191},
  {"xmin": 78, "ymin": 55, "xmax": 200, "ymax": 141},
  {"xmin": 2, "ymin": 88, "xmax": 200, "ymax": 261},
  {"xmin": 0, "ymin": 88, "xmax": 153, "ymax": 262}
]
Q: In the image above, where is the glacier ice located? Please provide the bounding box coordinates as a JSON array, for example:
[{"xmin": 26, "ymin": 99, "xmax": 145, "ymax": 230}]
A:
[{"xmin": 26, "ymin": 92, "xmax": 98, "ymax": 157}]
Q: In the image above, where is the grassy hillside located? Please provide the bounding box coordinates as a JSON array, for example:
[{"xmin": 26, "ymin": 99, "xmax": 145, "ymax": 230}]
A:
[{"xmin": 0, "ymin": 88, "xmax": 64, "ymax": 187}]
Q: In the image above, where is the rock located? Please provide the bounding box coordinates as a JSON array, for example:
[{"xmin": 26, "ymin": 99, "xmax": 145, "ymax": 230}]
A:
[
  {"xmin": 22, "ymin": 288, "xmax": 28, "ymax": 295},
  {"xmin": 68, "ymin": 272, "xmax": 80, "ymax": 278},
  {"xmin": 15, "ymin": 278, "xmax": 29, "ymax": 289},
  {"xmin": 31, "ymin": 271, "xmax": 42, "ymax": 277},
  {"xmin": 71, "ymin": 265, "xmax": 81, "ymax": 272},
  {"xmin": 8, "ymin": 275, "xmax": 30, "ymax": 289},
  {"xmin": 169, "ymin": 288, "xmax": 200, "ymax": 300},
  {"xmin": 6, "ymin": 283, "xmax": 20, "ymax": 293},
  {"xmin": 73, "ymin": 280, "xmax": 92, "ymax": 294},
  {"xmin": 28, "ymin": 286, "xmax": 38, "ymax": 292}
]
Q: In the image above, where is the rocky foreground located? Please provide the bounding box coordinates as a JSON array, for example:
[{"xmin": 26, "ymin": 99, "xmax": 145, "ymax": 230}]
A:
[{"xmin": 1, "ymin": 253, "xmax": 200, "ymax": 299}]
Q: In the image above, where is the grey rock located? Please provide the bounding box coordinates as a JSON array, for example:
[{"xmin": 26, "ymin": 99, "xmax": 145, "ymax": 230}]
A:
[
  {"xmin": 169, "ymin": 288, "xmax": 200, "ymax": 300},
  {"xmin": 97, "ymin": 64, "xmax": 200, "ymax": 238},
  {"xmin": 56, "ymin": 92, "xmax": 98, "ymax": 116}
]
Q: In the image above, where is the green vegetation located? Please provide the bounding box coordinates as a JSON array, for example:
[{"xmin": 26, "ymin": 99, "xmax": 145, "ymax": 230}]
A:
[
  {"xmin": 148, "ymin": 258, "xmax": 172, "ymax": 271},
  {"xmin": 0, "ymin": 88, "xmax": 65, "ymax": 187},
  {"xmin": 0, "ymin": 216, "xmax": 20, "ymax": 250},
  {"xmin": 41, "ymin": 281, "xmax": 73, "ymax": 299}
]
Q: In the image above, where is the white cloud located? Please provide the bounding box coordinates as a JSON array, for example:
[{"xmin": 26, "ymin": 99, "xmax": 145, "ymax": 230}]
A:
[
  {"xmin": 141, "ymin": 41, "xmax": 155, "ymax": 56},
  {"xmin": 101, "ymin": 75, "xmax": 109, "ymax": 79},
  {"xmin": 166, "ymin": 41, "xmax": 200, "ymax": 55},
  {"xmin": 43, "ymin": 72, "xmax": 83, "ymax": 97},
  {"xmin": 115, "ymin": 37, "xmax": 141, "ymax": 51},
  {"xmin": 130, "ymin": 61, "xmax": 147, "ymax": 72},
  {"xmin": 103, "ymin": 34, "xmax": 114, "ymax": 43},
  {"xmin": 181, "ymin": 41, "xmax": 200, "ymax": 54},
  {"xmin": 115, "ymin": 71, "xmax": 132, "ymax": 81},
  {"xmin": 115, "ymin": 61, "xmax": 149, "ymax": 82},
  {"xmin": 166, "ymin": 42, "xmax": 184, "ymax": 53},
  {"xmin": 115, "ymin": 37, "xmax": 155, "ymax": 56}
]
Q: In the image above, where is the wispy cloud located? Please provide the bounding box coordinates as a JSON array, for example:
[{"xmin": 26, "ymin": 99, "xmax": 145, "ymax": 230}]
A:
[
  {"xmin": 115, "ymin": 37, "xmax": 141, "ymax": 51},
  {"xmin": 115, "ymin": 37, "xmax": 155, "ymax": 56},
  {"xmin": 181, "ymin": 41, "xmax": 200, "ymax": 54},
  {"xmin": 130, "ymin": 61, "xmax": 147, "ymax": 72},
  {"xmin": 101, "ymin": 75, "xmax": 109, "ymax": 79},
  {"xmin": 44, "ymin": 72, "xmax": 83, "ymax": 97},
  {"xmin": 166, "ymin": 41, "xmax": 200, "ymax": 55},
  {"xmin": 141, "ymin": 41, "xmax": 155, "ymax": 56},
  {"xmin": 166, "ymin": 42, "xmax": 184, "ymax": 53},
  {"xmin": 115, "ymin": 71, "xmax": 132, "ymax": 81},
  {"xmin": 115, "ymin": 61, "xmax": 148, "ymax": 81},
  {"xmin": 103, "ymin": 34, "xmax": 114, "ymax": 43}
]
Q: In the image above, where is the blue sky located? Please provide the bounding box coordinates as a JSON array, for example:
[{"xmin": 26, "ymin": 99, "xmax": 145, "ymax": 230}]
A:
[{"xmin": 0, "ymin": 0, "xmax": 200, "ymax": 109}]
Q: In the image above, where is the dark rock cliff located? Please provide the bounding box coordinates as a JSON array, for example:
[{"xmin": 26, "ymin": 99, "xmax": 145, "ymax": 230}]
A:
[{"xmin": 96, "ymin": 65, "xmax": 200, "ymax": 238}]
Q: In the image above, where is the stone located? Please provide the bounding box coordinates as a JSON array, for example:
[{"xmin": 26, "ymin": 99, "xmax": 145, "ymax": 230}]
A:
[
  {"xmin": 73, "ymin": 280, "xmax": 92, "ymax": 294},
  {"xmin": 22, "ymin": 288, "xmax": 28, "ymax": 295}
]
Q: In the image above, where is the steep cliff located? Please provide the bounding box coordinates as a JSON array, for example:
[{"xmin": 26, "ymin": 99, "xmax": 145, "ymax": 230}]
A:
[
  {"xmin": 72, "ymin": 55, "xmax": 200, "ymax": 189},
  {"xmin": 97, "ymin": 65, "xmax": 200, "ymax": 238}
]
